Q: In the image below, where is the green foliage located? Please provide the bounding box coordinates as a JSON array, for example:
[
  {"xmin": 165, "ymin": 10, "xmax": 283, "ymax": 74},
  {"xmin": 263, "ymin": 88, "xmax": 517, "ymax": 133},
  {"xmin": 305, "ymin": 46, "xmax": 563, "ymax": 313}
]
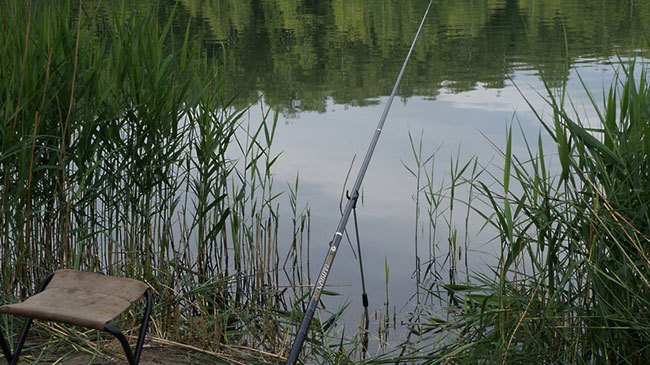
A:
[
  {"xmin": 175, "ymin": 0, "xmax": 650, "ymax": 112},
  {"xmin": 413, "ymin": 62, "xmax": 650, "ymax": 364},
  {"xmin": 0, "ymin": 1, "xmax": 320, "ymax": 360}
]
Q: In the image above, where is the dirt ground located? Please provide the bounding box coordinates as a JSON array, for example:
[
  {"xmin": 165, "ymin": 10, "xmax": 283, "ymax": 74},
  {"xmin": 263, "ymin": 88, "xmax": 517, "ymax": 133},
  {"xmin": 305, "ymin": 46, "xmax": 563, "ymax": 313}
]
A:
[
  {"xmin": 62, "ymin": 346, "xmax": 225, "ymax": 364},
  {"xmin": 17, "ymin": 338, "xmax": 285, "ymax": 364}
]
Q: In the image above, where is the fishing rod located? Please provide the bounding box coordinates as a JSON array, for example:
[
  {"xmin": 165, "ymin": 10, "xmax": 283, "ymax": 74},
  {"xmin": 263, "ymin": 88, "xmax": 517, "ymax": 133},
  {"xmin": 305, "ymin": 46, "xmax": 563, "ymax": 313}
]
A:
[{"xmin": 286, "ymin": 2, "xmax": 433, "ymax": 364}]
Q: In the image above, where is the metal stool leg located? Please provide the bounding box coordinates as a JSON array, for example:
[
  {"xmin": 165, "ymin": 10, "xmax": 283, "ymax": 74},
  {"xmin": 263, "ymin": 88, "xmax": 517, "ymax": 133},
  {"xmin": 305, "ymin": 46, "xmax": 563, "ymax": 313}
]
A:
[
  {"xmin": 1, "ymin": 329, "xmax": 13, "ymax": 362},
  {"xmin": 134, "ymin": 289, "xmax": 152, "ymax": 364},
  {"xmin": 10, "ymin": 317, "xmax": 34, "ymax": 365},
  {"xmin": 1, "ymin": 272, "xmax": 54, "ymax": 364},
  {"xmin": 105, "ymin": 324, "xmax": 136, "ymax": 365},
  {"xmin": 104, "ymin": 289, "xmax": 152, "ymax": 365}
]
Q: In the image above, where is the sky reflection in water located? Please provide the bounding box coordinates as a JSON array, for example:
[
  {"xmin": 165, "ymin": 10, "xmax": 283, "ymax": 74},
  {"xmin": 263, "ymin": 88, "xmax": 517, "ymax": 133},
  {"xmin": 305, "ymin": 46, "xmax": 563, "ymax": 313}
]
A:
[
  {"xmin": 241, "ymin": 59, "xmax": 647, "ymax": 347},
  {"xmin": 177, "ymin": 0, "xmax": 650, "ymax": 348}
]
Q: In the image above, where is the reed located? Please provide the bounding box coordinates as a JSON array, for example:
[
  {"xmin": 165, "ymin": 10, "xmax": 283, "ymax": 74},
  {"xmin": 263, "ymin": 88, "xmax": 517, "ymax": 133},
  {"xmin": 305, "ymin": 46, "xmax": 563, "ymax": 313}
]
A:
[
  {"xmin": 9, "ymin": 1, "xmax": 648, "ymax": 363},
  {"xmin": 0, "ymin": 0, "xmax": 325, "ymax": 361},
  {"xmin": 380, "ymin": 61, "xmax": 650, "ymax": 364}
]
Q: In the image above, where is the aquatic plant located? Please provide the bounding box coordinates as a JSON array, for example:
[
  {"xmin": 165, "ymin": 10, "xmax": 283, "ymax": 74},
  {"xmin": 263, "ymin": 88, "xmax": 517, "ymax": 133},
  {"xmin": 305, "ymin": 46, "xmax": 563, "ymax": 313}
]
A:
[
  {"xmin": 387, "ymin": 61, "xmax": 650, "ymax": 364},
  {"xmin": 0, "ymin": 1, "xmax": 324, "ymax": 361}
]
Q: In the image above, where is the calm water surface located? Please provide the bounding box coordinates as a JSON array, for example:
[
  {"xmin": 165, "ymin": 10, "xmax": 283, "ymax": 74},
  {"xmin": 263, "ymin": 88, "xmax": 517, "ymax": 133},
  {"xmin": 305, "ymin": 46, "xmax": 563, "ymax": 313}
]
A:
[{"xmin": 175, "ymin": 0, "xmax": 650, "ymax": 350}]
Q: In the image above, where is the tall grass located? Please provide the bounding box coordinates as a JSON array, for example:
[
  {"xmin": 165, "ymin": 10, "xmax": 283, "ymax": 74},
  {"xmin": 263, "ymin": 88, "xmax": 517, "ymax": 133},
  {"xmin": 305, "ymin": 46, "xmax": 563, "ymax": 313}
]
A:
[
  {"xmin": 7, "ymin": 1, "xmax": 648, "ymax": 364},
  {"xmin": 0, "ymin": 1, "xmax": 321, "ymax": 360},
  {"xmin": 383, "ymin": 61, "xmax": 650, "ymax": 364},
  {"xmin": 359, "ymin": 59, "xmax": 649, "ymax": 364}
]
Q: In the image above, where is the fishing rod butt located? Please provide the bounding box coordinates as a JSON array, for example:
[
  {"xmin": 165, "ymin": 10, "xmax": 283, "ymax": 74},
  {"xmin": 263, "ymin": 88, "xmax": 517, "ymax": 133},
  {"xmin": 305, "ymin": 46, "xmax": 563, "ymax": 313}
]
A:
[{"xmin": 286, "ymin": 335, "xmax": 303, "ymax": 365}]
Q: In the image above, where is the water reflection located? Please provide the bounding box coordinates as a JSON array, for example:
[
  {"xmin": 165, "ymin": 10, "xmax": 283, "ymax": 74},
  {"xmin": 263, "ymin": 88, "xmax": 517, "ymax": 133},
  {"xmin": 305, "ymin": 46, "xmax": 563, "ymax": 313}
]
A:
[
  {"xmin": 178, "ymin": 0, "xmax": 650, "ymax": 114},
  {"xmin": 85, "ymin": 0, "xmax": 650, "ymax": 354},
  {"xmin": 174, "ymin": 0, "xmax": 650, "ymax": 352},
  {"xmin": 232, "ymin": 61, "xmax": 645, "ymax": 354}
]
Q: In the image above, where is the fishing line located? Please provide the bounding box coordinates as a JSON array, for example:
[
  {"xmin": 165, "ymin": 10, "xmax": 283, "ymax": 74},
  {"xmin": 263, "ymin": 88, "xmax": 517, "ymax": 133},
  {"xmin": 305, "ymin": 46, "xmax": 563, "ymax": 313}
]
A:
[
  {"xmin": 286, "ymin": 2, "xmax": 433, "ymax": 364},
  {"xmin": 340, "ymin": 156, "xmax": 360, "ymax": 260},
  {"xmin": 343, "ymin": 184, "xmax": 370, "ymax": 356},
  {"xmin": 351, "ymin": 201, "xmax": 370, "ymax": 357}
]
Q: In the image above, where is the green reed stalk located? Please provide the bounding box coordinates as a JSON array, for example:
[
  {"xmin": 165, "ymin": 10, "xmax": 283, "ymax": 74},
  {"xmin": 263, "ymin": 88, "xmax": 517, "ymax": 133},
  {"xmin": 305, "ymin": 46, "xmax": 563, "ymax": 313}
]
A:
[
  {"xmin": 406, "ymin": 61, "xmax": 650, "ymax": 364},
  {"xmin": 1, "ymin": 0, "xmax": 319, "ymax": 359}
]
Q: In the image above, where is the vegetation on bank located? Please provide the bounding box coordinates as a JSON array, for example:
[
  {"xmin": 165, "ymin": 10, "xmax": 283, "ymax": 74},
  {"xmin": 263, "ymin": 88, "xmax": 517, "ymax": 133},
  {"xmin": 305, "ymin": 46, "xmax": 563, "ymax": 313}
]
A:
[
  {"xmin": 373, "ymin": 62, "xmax": 649, "ymax": 363},
  {"xmin": 0, "ymin": 1, "xmax": 318, "ymax": 363},
  {"xmin": 1, "ymin": 1, "xmax": 649, "ymax": 364}
]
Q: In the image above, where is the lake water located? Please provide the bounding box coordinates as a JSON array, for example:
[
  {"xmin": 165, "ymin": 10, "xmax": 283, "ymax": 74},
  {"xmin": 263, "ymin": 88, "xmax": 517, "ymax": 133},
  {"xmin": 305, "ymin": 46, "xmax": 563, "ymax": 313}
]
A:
[{"xmin": 175, "ymin": 0, "xmax": 650, "ymax": 352}]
